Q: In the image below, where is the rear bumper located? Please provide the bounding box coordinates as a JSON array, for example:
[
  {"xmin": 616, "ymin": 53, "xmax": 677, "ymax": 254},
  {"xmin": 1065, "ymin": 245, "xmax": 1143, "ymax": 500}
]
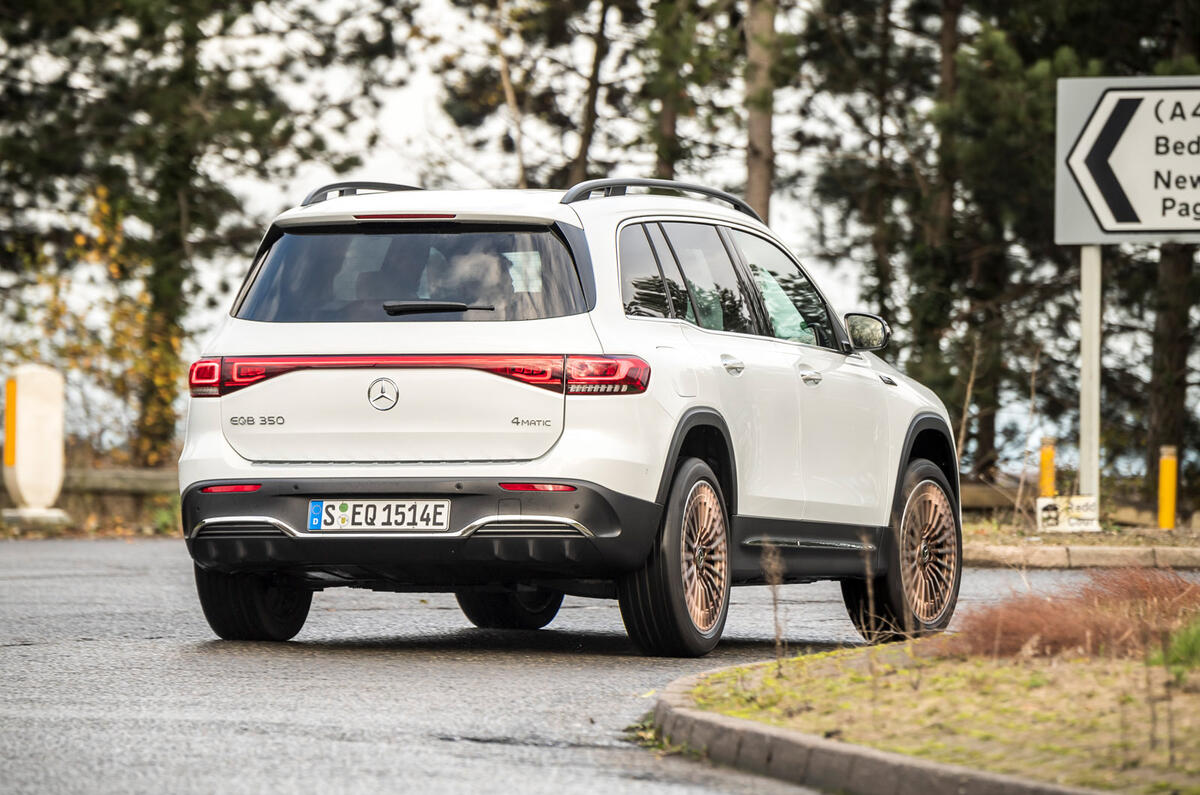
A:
[{"xmin": 183, "ymin": 477, "xmax": 661, "ymax": 587}]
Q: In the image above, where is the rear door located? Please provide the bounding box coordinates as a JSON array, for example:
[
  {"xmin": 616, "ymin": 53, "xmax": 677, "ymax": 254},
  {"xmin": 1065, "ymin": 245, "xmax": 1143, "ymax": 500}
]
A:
[
  {"xmin": 649, "ymin": 221, "xmax": 806, "ymax": 520},
  {"xmin": 211, "ymin": 222, "xmax": 599, "ymax": 463}
]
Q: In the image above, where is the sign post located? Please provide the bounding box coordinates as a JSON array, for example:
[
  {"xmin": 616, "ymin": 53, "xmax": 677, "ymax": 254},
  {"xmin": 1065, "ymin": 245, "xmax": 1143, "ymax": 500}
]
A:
[
  {"xmin": 1056, "ymin": 76, "xmax": 1200, "ymax": 530},
  {"xmin": 1078, "ymin": 244, "xmax": 1101, "ymax": 501}
]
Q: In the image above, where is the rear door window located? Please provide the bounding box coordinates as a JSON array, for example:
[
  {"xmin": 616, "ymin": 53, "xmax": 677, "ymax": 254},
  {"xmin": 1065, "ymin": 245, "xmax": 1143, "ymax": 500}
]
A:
[
  {"xmin": 644, "ymin": 224, "xmax": 696, "ymax": 323},
  {"xmin": 659, "ymin": 222, "xmax": 754, "ymax": 334},
  {"xmin": 235, "ymin": 224, "xmax": 585, "ymax": 322}
]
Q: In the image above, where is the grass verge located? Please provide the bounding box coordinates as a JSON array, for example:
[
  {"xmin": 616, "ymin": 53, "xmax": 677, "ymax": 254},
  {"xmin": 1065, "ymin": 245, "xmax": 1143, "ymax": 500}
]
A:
[{"xmin": 690, "ymin": 570, "xmax": 1200, "ymax": 794}]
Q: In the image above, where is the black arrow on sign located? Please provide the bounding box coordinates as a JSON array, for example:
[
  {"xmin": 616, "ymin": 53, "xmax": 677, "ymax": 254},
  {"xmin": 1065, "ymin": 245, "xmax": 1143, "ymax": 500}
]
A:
[{"xmin": 1084, "ymin": 97, "xmax": 1142, "ymax": 223}]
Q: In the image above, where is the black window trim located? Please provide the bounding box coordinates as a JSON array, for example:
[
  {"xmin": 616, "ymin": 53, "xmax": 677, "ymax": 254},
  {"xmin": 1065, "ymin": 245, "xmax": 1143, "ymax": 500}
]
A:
[
  {"xmin": 719, "ymin": 223, "xmax": 853, "ymax": 353},
  {"xmin": 715, "ymin": 225, "xmax": 773, "ymax": 337},
  {"xmin": 231, "ymin": 223, "xmax": 284, "ymax": 316},
  {"xmin": 638, "ymin": 224, "xmax": 678, "ymax": 319},
  {"xmin": 615, "ymin": 221, "xmax": 677, "ymax": 320},
  {"xmin": 647, "ymin": 221, "xmax": 701, "ymax": 322}
]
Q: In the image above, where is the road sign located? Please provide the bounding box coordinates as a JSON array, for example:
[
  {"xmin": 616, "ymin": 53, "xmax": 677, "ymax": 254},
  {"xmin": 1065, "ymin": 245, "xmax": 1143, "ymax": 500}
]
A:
[{"xmin": 1056, "ymin": 77, "xmax": 1200, "ymax": 244}]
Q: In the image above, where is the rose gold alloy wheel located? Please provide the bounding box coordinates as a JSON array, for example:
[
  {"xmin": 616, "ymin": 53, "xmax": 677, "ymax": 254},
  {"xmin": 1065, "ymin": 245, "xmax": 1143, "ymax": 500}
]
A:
[
  {"xmin": 680, "ymin": 480, "xmax": 728, "ymax": 634},
  {"xmin": 899, "ymin": 479, "xmax": 958, "ymax": 624}
]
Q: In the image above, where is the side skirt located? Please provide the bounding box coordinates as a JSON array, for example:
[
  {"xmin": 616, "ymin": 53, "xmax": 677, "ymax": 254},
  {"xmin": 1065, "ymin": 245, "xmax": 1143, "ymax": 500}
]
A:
[{"xmin": 730, "ymin": 515, "xmax": 887, "ymax": 584}]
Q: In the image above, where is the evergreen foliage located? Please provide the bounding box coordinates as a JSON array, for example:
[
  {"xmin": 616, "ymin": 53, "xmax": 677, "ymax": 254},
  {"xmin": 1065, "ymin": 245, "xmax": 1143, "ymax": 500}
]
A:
[
  {"xmin": 0, "ymin": 0, "xmax": 1196, "ymax": 511},
  {"xmin": 0, "ymin": 0, "xmax": 413, "ymax": 463}
]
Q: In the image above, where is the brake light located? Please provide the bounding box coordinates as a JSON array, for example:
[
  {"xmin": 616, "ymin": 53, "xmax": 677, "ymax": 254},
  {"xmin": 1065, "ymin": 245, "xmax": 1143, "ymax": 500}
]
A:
[
  {"xmin": 188, "ymin": 355, "xmax": 566, "ymax": 396},
  {"xmin": 499, "ymin": 483, "xmax": 577, "ymax": 492},
  {"xmin": 200, "ymin": 484, "xmax": 261, "ymax": 493},
  {"xmin": 353, "ymin": 213, "xmax": 457, "ymax": 220},
  {"xmin": 186, "ymin": 354, "xmax": 648, "ymax": 396},
  {"xmin": 188, "ymin": 359, "xmax": 221, "ymax": 397}
]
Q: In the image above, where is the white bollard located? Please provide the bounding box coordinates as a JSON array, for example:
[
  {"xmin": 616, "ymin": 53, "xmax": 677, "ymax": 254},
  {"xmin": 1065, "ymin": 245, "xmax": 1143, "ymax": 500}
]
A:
[{"xmin": 2, "ymin": 363, "xmax": 70, "ymax": 527}]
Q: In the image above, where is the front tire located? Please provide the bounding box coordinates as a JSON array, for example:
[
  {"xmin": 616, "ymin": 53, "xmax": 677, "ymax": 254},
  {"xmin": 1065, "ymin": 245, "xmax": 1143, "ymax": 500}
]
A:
[
  {"xmin": 842, "ymin": 458, "xmax": 962, "ymax": 643},
  {"xmin": 454, "ymin": 587, "xmax": 563, "ymax": 630},
  {"xmin": 619, "ymin": 457, "xmax": 731, "ymax": 657},
  {"xmin": 194, "ymin": 564, "xmax": 312, "ymax": 641}
]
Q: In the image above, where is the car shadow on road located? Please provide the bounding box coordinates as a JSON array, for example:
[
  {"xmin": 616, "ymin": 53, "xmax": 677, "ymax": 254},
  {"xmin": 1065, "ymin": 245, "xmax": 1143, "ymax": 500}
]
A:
[{"xmin": 189, "ymin": 630, "xmax": 851, "ymax": 661}]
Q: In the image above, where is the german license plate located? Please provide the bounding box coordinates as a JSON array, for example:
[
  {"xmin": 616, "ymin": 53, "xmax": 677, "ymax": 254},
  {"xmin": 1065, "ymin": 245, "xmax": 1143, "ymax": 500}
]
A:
[{"xmin": 307, "ymin": 499, "xmax": 451, "ymax": 532}]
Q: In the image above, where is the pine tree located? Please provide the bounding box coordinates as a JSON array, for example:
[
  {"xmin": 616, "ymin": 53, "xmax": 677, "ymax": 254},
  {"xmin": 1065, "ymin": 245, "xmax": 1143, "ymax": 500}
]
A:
[
  {"xmin": 745, "ymin": 0, "xmax": 778, "ymax": 219},
  {"xmin": 0, "ymin": 0, "xmax": 413, "ymax": 464},
  {"xmin": 438, "ymin": 0, "xmax": 642, "ymax": 188}
]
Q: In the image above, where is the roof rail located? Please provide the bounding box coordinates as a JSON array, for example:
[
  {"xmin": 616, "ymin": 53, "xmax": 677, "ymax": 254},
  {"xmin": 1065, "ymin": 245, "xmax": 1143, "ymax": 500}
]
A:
[
  {"xmin": 560, "ymin": 178, "xmax": 763, "ymax": 223},
  {"xmin": 301, "ymin": 181, "xmax": 423, "ymax": 207}
]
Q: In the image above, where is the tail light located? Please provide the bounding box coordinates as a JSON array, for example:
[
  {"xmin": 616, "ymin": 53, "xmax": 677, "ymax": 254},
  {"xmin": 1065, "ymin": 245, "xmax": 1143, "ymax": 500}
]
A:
[
  {"xmin": 188, "ymin": 360, "xmax": 221, "ymax": 397},
  {"xmin": 187, "ymin": 355, "xmax": 649, "ymax": 396},
  {"xmin": 565, "ymin": 355, "xmax": 650, "ymax": 394}
]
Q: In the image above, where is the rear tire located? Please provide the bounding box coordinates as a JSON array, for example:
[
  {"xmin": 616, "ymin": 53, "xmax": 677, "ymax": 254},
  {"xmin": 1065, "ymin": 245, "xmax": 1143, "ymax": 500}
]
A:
[
  {"xmin": 194, "ymin": 564, "xmax": 312, "ymax": 641},
  {"xmin": 618, "ymin": 457, "xmax": 731, "ymax": 657},
  {"xmin": 842, "ymin": 458, "xmax": 961, "ymax": 643},
  {"xmin": 454, "ymin": 587, "xmax": 563, "ymax": 630}
]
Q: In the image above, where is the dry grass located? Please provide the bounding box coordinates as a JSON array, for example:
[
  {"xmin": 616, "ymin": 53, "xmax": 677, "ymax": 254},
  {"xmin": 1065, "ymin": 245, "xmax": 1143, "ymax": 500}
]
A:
[{"xmin": 945, "ymin": 568, "xmax": 1200, "ymax": 659}]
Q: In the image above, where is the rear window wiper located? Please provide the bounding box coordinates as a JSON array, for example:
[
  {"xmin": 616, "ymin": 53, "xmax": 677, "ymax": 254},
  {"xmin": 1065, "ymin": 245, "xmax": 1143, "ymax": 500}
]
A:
[{"xmin": 382, "ymin": 301, "xmax": 496, "ymax": 316}]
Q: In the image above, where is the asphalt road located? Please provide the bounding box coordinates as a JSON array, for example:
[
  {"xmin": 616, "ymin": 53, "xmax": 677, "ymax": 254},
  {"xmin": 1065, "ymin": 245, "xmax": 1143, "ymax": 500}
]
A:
[{"xmin": 0, "ymin": 539, "xmax": 1094, "ymax": 794}]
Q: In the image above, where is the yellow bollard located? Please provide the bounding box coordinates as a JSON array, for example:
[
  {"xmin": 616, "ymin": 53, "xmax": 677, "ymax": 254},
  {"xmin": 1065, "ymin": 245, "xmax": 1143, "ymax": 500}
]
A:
[
  {"xmin": 1158, "ymin": 445, "xmax": 1177, "ymax": 531},
  {"xmin": 1038, "ymin": 437, "xmax": 1056, "ymax": 498}
]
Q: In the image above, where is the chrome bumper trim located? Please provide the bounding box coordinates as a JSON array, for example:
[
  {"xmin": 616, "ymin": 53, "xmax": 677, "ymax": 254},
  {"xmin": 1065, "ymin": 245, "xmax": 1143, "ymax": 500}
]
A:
[{"xmin": 190, "ymin": 514, "xmax": 593, "ymax": 540}]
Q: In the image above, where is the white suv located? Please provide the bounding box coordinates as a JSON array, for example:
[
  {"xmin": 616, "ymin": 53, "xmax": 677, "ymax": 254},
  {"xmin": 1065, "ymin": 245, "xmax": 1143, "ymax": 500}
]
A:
[{"xmin": 181, "ymin": 178, "xmax": 962, "ymax": 656}]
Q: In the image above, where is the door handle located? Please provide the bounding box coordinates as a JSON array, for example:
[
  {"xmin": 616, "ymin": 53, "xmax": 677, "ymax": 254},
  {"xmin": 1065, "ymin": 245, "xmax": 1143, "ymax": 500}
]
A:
[
  {"xmin": 799, "ymin": 369, "xmax": 823, "ymax": 386},
  {"xmin": 720, "ymin": 355, "xmax": 745, "ymax": 376}
]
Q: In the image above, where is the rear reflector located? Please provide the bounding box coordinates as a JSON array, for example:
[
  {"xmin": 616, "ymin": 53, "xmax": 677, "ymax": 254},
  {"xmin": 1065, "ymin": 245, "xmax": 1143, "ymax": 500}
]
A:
[
  {"xmin": 200, "ymin": 484, "xmax": 262, "ymax": 493},
  {"xmin": 186, "ymin": 354, "xmax": 648, "ymax": 396},
  {"xmin": 499, "ymin": 483, "xmax": 577, "ymax": 492}
]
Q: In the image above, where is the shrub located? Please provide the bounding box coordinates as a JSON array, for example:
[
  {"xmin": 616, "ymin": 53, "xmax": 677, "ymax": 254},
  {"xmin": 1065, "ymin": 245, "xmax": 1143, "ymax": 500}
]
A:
[{"xmin": 947, "ymin": 568, "xmax": 1200, "ymax": 659}]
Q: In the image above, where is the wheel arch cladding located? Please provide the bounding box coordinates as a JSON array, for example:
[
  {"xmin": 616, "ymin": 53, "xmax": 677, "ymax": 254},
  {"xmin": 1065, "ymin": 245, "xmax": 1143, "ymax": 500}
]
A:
[
  {"xmin": 900, "ymin": 414, "xmax": 960, "ymax": 506},
  {"xmin": 656, "ymin": 409, "xmax": 737, "ymax": 517}
]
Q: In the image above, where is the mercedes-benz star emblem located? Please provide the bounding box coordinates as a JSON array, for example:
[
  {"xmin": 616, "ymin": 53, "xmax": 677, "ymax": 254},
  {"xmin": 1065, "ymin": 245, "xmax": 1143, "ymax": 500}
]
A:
[{"xmin": 368, "ymin": 378, "xmax": 399, "ymax": 411}]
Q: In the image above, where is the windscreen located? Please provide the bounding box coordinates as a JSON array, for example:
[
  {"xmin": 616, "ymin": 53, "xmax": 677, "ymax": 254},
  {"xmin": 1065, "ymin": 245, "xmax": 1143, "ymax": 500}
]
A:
[{"xmin": 235, "ymin": 224, "xmax": 585, "ymax": 322}]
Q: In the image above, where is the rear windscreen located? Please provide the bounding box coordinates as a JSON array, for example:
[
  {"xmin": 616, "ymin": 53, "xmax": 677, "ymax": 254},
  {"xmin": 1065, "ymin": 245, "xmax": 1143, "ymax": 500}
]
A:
[{"xmin": 234, "ymin": 224, "xmax": 585, "ymax": 322}]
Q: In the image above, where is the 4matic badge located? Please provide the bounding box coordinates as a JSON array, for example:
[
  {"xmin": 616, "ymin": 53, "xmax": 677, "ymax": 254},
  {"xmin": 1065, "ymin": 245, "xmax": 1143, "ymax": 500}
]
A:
[{"xmin": 511, "ymin": 416, "xmax": 553, "ymax": 428}]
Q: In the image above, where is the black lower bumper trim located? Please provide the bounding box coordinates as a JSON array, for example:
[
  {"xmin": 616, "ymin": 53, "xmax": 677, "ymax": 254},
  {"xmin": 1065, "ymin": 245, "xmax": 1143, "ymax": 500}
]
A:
[{"xmin": 183, "ymin": 477, "xmax": 661, "ymax": 587}]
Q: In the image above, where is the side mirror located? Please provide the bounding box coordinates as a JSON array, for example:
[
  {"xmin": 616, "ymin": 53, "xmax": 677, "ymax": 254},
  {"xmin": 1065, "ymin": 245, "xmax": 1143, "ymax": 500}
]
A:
[{"xmin": 844, "ymin": 313, "xmax": 891, "ymax": 351}]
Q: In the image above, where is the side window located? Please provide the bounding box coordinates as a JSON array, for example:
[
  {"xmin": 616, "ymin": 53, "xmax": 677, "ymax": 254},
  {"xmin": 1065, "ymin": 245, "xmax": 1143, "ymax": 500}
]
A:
[
  {"xmin": 618, "ymin": 225, "xmax": 671, "ymax": 318},
  {"xmin": 729, "ymin": 229, "xmax": 837, "ymax": 349},
  {"xmin": 660, "ymin": 222, "xmax": 754, "ymax": 334},
  {"xmin": 644, "ymin": 223, "xmax": 696, "ymax": 323}
]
